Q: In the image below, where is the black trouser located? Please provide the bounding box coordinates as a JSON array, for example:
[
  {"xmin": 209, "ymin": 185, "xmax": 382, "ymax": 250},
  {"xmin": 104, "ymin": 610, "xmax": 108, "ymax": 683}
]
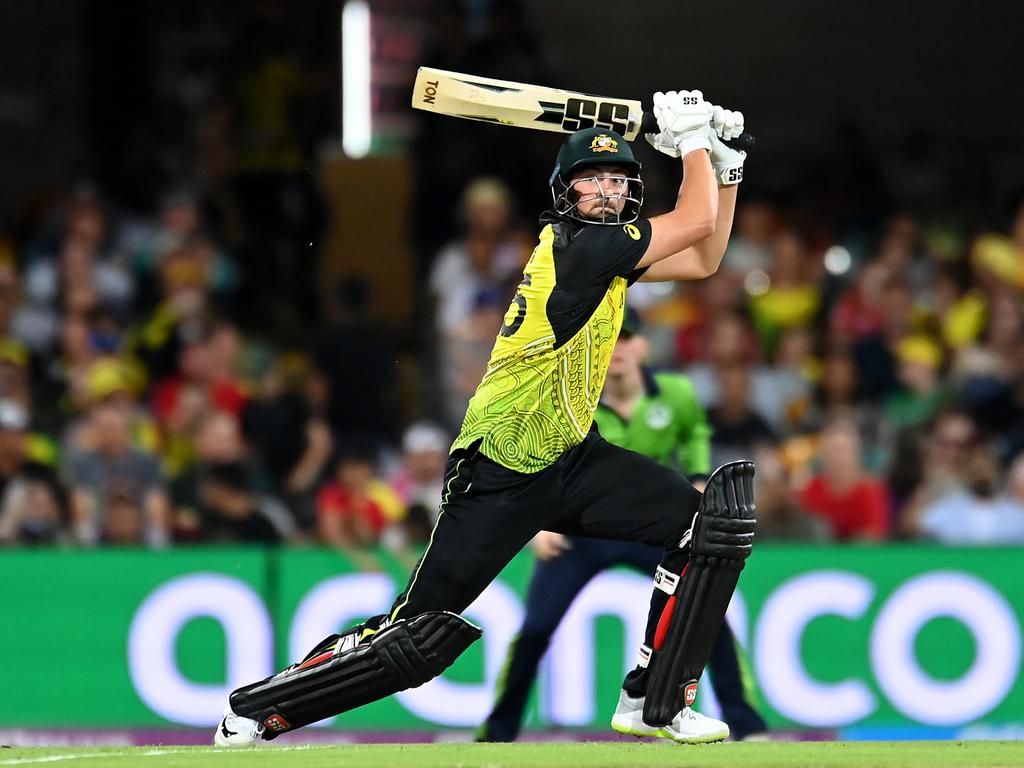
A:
[
  {"xmin": 389, "ymin": 431, "xmax": 702, "ymax": 692},
  {"xmin": 480, "ymin": 537, "xmax": 767, "ymax": 741}
]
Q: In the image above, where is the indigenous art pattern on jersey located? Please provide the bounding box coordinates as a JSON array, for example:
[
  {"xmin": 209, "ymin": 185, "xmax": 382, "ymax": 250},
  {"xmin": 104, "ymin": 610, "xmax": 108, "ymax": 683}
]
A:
[{"xmin": 453, "ymin": 216, "xmax": 651, "ymax": 473}]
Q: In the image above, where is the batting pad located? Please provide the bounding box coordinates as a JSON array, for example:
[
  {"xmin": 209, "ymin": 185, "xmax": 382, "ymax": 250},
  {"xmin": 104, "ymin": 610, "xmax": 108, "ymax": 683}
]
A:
[
  {"xmin": 643, "ymin": 461, "xmax": 756, "ymax": 727},
  {"xmin": 230, "ymin": 611, "xmax": 482, "ymax": 739}
]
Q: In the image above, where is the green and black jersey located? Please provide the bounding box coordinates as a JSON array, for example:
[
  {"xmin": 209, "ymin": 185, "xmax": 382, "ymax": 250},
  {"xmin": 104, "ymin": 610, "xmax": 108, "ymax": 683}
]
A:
[{"xmin": 452, "ymin": 212, "xmax": 652, "ymax": 473}]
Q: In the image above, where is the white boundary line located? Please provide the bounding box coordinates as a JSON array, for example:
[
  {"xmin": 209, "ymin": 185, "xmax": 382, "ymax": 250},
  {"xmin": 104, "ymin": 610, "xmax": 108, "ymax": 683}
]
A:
[{"xmin": 0, "ymin": 745, "xmax": 322, "ymax": 765}]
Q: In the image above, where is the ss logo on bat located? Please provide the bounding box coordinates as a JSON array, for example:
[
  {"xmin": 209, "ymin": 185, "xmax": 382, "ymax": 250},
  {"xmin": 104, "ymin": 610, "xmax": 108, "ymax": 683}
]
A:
[{"xmin": 562, "ymin": 98, "xmax": 630, "ymax": 134}]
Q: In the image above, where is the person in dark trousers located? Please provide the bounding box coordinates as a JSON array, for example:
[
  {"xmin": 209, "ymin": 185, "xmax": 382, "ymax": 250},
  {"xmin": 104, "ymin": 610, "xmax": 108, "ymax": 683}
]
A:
[{"xmin": 478, "ymin": 310, "xmax": 767, "ymax": 741}]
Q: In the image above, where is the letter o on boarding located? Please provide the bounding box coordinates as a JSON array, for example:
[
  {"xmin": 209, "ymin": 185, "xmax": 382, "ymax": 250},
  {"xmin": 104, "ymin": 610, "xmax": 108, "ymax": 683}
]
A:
[
  {"xmin": 871, "ymin": 571, "xmax": 1021, "ymax": 725},
  {"xmin": 128, "ymin": 574, "xmax": 272, "ymax": 727}
]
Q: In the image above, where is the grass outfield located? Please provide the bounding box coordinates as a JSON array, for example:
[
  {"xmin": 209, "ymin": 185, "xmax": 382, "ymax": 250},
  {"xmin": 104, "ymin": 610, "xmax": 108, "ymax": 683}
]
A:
[{"xmin": 1, "ymin": 742, "xmax": 1023, "ymax": 768}]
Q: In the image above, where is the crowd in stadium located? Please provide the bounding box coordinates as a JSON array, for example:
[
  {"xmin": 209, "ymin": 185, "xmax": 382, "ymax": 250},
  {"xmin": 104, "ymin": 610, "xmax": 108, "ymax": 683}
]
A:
[
  {"xmin": 0, "ymin": 172, "xmax": 1022, "ymax": 551},
  {"xmin": 0, "ymin": 2, "xmax": 1022, "ymax": 553}
]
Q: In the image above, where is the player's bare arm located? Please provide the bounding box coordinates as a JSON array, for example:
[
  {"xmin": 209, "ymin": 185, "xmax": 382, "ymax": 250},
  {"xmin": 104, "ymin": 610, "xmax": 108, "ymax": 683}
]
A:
[
  {"xmin": 639, "ymin": 103, "xmax": 747, "ymax": 281},
  {"xmin": 639, "ymin": 185, "xmax": 737, "ymax": 281},
  {"xmin": 633, "ymin": 91, "xmax": 720, "ymax": 271}
]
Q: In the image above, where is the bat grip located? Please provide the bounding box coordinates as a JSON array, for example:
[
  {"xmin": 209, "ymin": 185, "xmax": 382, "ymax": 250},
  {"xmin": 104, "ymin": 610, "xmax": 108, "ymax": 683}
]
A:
[{"xmin": 640, "ymin": 111, "xmax": 756, "ymax": 151}]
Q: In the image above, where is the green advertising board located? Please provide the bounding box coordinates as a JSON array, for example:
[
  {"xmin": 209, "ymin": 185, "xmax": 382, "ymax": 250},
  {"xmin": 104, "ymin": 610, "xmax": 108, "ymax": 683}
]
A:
[{"xmin": 0, "ymin": 546, "xmax": 1021, "ymax": 737}]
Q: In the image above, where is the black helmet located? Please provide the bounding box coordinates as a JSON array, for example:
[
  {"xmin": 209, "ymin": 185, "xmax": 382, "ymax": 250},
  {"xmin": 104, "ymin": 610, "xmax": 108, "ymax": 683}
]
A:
[{"xmin": 549, "ymin": 127, "xmax": 644, "ymax": 225}]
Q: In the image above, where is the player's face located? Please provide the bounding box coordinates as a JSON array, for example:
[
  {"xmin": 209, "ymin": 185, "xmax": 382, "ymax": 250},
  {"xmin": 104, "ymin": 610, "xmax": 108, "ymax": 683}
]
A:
[
  {"xmin": 608, "ymin": 332, "xmax": 646, "ymax": 375},
  {"xmin": 570, "ymin": 165, "xmax": 630, "ymax": 220}
]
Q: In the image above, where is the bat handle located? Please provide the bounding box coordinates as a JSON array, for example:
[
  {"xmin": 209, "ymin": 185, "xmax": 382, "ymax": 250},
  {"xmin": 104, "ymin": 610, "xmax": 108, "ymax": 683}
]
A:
[{"xmin": 640, "ymin": 111, "xmax": 756, "ymax": 151}]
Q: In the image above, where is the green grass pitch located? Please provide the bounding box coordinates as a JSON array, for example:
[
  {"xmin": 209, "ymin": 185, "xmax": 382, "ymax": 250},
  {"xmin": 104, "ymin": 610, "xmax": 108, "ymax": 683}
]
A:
[{"xmin": 1, "ymin": 741, "xmax": 1023, "ymax": 768}]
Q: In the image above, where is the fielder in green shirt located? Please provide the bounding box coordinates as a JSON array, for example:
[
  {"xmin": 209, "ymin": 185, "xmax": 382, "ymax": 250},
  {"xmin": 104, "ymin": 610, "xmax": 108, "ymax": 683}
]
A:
[{"xmin": 479, "ymin": 309, "xmax": 766, "ymax": 741}]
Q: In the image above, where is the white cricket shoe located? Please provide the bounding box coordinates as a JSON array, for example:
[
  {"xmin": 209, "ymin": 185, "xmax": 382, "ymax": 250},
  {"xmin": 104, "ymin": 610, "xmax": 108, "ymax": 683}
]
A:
[
  {"xmin": 610, "ymin": 690, "xmax": 729, "ymax": 744},
  {"xmin": 214, "ymin": 707, "xmax": 264, "ymax": 747}
]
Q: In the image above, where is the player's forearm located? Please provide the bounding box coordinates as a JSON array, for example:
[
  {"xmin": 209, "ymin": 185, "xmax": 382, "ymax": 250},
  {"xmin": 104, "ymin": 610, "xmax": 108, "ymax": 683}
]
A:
[
  {"xmin": 688, "ymin": 184, "xmax": 737, "ymax": 276},
  {"xmin": 637, "ymin": 152, "xmax": 717, "ymax": 270},
  {"xmin": 676, "ymin": 151, "xmax": 719, "ymax": 237},
  {"xmin": 637, "ymin": 183, "xmax": 737, "ymax": 282}
]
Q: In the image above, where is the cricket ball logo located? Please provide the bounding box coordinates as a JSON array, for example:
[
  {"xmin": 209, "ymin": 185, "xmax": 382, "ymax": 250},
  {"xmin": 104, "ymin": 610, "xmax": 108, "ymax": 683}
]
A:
[{"xmin": 590, "ymin": 134, "xmax": 619, "ymax": 153}]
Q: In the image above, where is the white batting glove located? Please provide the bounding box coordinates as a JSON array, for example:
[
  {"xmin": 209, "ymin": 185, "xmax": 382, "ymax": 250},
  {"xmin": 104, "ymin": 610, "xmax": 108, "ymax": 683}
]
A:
[
  {"xmin": 644, "ymin": 128, "xmax": 681, "ymax": 157},
  {"xmin": 709, "ymin": 132, "xmax": 745, "ymax": 186},
  {"xmin": 710, "ymin": 104, "xmax": 744, "ymax": 141},
  {"xmin": 650, "ymin": 90, "xmax": 712, "ymax": 157}
]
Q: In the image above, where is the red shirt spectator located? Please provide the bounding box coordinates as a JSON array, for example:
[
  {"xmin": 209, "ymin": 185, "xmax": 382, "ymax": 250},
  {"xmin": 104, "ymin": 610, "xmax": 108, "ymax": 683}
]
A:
[
  {"xmin": 316, "ymin": 448, "xmax": 404, "ymax": 548},
  {"xmin": 798, "ymin": 417, "xmax": 889, "ymax": 540},
  {"xmin": 800, "ymin": 475, "xmax": 888, "ymax": 540}
]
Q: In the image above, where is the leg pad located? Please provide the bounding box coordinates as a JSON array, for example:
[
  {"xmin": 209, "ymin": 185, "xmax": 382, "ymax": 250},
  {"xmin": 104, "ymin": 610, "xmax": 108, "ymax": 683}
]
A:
[
  {"xmin": 643, "ymin": 461, "xmax": 756, "ymax": 726},
  {"xmin": 230, "ymin": 611, "xmax": 481, "ymax": 739}
]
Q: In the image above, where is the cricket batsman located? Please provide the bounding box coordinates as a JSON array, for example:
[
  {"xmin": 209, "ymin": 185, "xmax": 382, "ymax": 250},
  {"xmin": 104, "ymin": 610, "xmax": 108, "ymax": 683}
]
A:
[{"xmin": 216, "ymin": 89, "xmax": 756, "ymax": 746}]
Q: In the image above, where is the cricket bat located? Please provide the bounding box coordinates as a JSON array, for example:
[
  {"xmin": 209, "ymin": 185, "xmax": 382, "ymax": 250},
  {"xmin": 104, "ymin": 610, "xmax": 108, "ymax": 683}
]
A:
[{"xmin": 411, "ymin": 66, "xmax": 754, "ymax": 147}]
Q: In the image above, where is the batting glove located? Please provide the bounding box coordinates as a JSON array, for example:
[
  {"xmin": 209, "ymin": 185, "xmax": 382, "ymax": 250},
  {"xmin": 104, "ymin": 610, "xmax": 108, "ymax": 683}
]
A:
[
  {"xmin": 710, "ymin": 105, "xmax": 744, "ymax": 141},
  {"xmin": 651, "ymin": 90, "xmax": 712, "ymax": 157},
  {"xmin": 709, "ymin": 132, "xmax": 745, "ymax": 186}
]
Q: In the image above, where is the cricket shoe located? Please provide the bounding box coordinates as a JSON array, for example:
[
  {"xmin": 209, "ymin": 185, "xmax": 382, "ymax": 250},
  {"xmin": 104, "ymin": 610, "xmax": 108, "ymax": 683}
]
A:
[
  {"xmin": 610, "ymin": 690, "xmax": 729, "ymax": 744},
  {"xmin": 214, "ymin": 706, "xmax": 264, "ymax": 747}
]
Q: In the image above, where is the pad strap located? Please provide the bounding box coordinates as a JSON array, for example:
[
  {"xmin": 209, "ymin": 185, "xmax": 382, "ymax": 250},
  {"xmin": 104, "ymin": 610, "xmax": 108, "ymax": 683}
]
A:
[{"xmin": 653, "ymin": 565, "xmax": 679, "ymax": 595}]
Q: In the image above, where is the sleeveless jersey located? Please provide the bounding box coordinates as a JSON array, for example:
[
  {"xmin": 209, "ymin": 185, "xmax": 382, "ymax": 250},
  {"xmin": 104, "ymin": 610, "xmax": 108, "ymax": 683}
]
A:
[{"xmin": 452, "ymin": 212, "xmax": 652, "ymax": 473}]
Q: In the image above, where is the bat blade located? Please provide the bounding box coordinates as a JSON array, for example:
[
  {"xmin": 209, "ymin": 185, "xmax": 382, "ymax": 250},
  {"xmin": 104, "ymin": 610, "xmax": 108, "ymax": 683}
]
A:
[{"xmin": 412, "ymin": 67, "xmax": 645, "ymax": 140}]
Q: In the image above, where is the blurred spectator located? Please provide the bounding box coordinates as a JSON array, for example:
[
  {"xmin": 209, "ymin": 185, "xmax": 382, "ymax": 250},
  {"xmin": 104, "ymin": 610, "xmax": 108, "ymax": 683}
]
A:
[
  {"xmin": 152, "ymin": 321, "xmax": 247, "ymax": 424},
  {"xmin": 758, "ymin": 327, "xmax": 815, "ymax": 433},
  {"xmin": 860, "ymin": 278, "xmax": 922, "ymax": 396},
  {"xmin": 0, "ymin": 338, "xmax": 32, "ymax": 408},
  {"xmin": 101, "ymin": 488, "xmax": 145, "ymax": 546},
  {"xmin": 316, "ymin": 444, "xmax": 405, "ymax": 549},
  {"xmin": 60, "ymin": 358, "xmax": 160, "ymax": 482},
  {"xmin": 927, "ymin": 265, "xmax": 987, "ymax": 352},
  {"xmin": 830, "ymin": 259, "xmax": 889, "ymax": 344},
  {"xmin": 672, "ymin": 274, "xmax": 748, "ymax": 367},
  {"xmin": 970, "ymin": 199, "xmax": 1024, "ymax": 294},
  {"xmin": 901, "ymin": 410, "xmax": 980, "ymax": 522},
  {"xmin": 194, "ymin": 461, "xmax": 293, "ymax": 544},
  {"xmin": 315, "ymin": 277, "xmax": 398, "ymax": 446},
  {"xmin": 748, "ymin": 229, "xmax": 822, "ymax": 357},
  {"xmin": 132, "ymin": 189, "xmax": 238, "ymax": 308},
  {"xmin": 243, "ymin": 355, "xmax": 333, "ymax": 527},
  {"xmin": 751, "ymin": 446, "xmax": 831, "ymax": 541},
  {"xmin": 21, "ymin": 231, "xmax": 133, "ymax": 352},
  {"xmin": 683, "ymin": 312, "xmax": 758, "ymax": 405},
  {"xmin": 949, "ymin": 289, "xmax": 1021, "ymax": 434},
  {"xmin": 430, "ymin": 178, "xmax": 524, "ymax": 428},
  {"xmin": 130, "ymin": 242, "xmax": 219, "ymax": 381},
  {"xmin": 886, "ymin": 426, "xmax": 928, "ymax": 535},
  {"xmin": 173, "ymin": 409, "xmax": 251, "ymax": 539},
  {"xmin": 883, "ymin": 335, "xmax": 948, "ymax": 432},
  {"xmin": 798, "ymin": 417, "xmax": 889, "ymax": 540},
  {"xmin": 389, "ymin": 421, "xmax": 449, "ymax": 544},
  {"xmin": 63, "ymin": 401, "xmax": 170, "ymax": 547},
  {"xmin": 723, "ymin": 200, "xmax": 776, "ymax": 273},
  {"xmin": 0, "ymin": 262, "xmax": 44, "ymax": 356},
  {"xmin": 445, "ymin": 290, "xmax": 506, "ymax": 426},
  {"xmin": 913, "ymin": 442, "xmax": 1024, "ymax": 545},
  {"xmin": 801, "ymin": 347, "xmax": 882, "ymax": 447},
  {"xmin": 0, "ymin": 400, "xmax": 66, "ymax": 545},
  {"xmin": 707, "ymin": 363, "xmax": 777, "ymax": 466}
]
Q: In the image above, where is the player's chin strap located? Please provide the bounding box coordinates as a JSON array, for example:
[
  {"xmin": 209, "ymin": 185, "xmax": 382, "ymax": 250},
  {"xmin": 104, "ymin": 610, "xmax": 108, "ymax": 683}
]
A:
[
  {"xmin": 642, "ymin": 460, "xmax": 756, "ymax": 727},
  {"xmin": 229, "ymin": 611, "xmax": 482, "ymax": 739}
]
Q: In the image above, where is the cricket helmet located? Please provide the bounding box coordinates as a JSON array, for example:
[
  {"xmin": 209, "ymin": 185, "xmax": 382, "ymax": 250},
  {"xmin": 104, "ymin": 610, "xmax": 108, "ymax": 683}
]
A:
[{"xmin": 549, "ymin": 127, "xmax": 644, "ymax": 225}]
